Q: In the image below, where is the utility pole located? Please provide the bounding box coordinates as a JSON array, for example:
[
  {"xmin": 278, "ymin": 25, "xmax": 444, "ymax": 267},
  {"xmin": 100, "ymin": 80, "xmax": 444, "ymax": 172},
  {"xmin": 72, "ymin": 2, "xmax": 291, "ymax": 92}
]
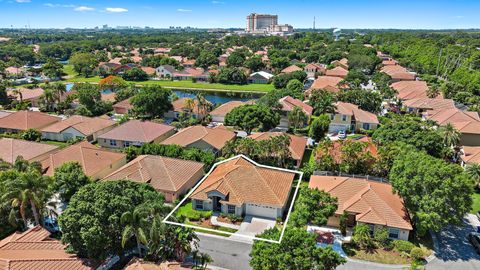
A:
[{"xmin": 313, "ymin": 16, "xmax": 316, "ymax": 31}]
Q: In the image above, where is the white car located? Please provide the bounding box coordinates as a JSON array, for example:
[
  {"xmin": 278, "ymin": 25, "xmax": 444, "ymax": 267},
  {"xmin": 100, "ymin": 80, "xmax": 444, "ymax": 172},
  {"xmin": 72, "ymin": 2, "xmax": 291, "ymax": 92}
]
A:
[{"xmin": 338, "ymin": 131, "xmax": 347, "ymax": 140}]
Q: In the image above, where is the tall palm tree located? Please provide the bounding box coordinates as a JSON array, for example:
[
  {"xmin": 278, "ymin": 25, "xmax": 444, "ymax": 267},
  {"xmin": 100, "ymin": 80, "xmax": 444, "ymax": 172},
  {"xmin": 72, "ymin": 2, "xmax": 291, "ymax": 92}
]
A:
[
  {"xmin": 51, "ymin": 83, "xmax": 67, "ymax": 103},
  {"xmin": 173, "ymin": 227, "xmax": 198, "ymax": 262},
  {"xmin": 41, "ymin": 88, "xmax": 56, "ymax": 111},
  {"xmin": 467, "ymin": 164, "xmax": 480, "ymax": 187},
  {"xmin": 121, "ymin": 206, "xmax": 148, "ymax": 257},
  {"xmin": 199, "ymin": 253, "xmax": 213, "ymax": 269},
  {"xmin": 441, "ymin": 123, "xmax": 461, "ymax": 148},
  {"xmin": 288, "ymin": 106, "xmax": 308, "ymax": 130},
  {"xmin": 183, "ymin": 98, "xmax": 195, "ymax": 117},
  {"xmin": 12, "ymin": 88, "xmax": 23, "ymax": 103}
]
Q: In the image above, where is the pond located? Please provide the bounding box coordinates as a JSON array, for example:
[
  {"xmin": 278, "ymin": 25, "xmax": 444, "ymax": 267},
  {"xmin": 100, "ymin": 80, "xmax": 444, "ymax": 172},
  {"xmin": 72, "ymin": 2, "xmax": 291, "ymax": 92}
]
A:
[{"xmin": 65, "ymin": 83, "xmax": 261, "ymax": 105}]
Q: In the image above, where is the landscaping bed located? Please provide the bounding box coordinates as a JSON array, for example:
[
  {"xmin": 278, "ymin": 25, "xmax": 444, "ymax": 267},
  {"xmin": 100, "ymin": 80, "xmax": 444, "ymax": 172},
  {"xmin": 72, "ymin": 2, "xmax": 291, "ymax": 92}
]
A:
[
  {"xmin": 343, "ymin": 243, "xmax": 411, "ymax": 265},
  {"xmin": 217, "ymin": 214, "xmax": 243, "ymax": 225}
]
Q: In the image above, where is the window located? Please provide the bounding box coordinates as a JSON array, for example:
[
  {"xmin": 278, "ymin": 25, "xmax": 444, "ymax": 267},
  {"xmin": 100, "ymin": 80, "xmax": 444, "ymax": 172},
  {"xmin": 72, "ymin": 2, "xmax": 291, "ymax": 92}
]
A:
[
  {"xmin": 388, "ymin": 228, "xmax": 400, "ymax": 239},
  {"xmin": 362, "ymin": 123, "xmax": 370, "ymax": 130},
  {"xmin": 330, "ymin": 114, "xmax": 335, "ymax": 120},
  {"xmin": 195, "ymin": 200, "xmax": 203, "ymax": 210},
  {"xmin": 342, "ymin": 115, "xmax": 347, "ymax": 121},
  {"xmin": 110, "ymin": 140, "xmax": 117, "ymax": 146},
  {"xmin": 227, "ymin": 205, "xmax": 236, "ymax": 214},
  {"xmin": 124, "ymin": 141, "xmax": 131, "ymax": 147}
]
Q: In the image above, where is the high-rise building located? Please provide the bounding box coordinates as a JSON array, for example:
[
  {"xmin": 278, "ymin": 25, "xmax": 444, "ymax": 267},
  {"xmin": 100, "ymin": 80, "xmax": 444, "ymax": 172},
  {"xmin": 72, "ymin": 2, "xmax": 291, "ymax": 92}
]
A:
[{"xmin": 245, "ymin": 13, "xmax": 292, "ymax": 35}]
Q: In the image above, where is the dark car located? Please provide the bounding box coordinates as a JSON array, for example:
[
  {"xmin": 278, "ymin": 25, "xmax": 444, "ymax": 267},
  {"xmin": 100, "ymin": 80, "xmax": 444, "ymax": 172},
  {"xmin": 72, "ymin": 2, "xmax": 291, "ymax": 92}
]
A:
[{"xmin": 468, "ymin": 232, "xmax": 480, "ymax": 254}]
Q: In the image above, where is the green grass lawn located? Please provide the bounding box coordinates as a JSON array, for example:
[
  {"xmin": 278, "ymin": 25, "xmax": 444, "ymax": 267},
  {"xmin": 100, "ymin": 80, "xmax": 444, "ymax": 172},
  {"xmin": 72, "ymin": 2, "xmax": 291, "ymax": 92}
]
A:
[
  {"xmin": 41, "ymin": 140, "xmax": 70, "ymax": 148},
  {"xmin": 343, "ymin": 244, "xmax": 411, "ymax": 265},
  {"xmin": 471, "ymin": 192, "xmax": 480, "ymax": 214},
  {"xmin": 300, "ymin": 148, "xmax": 314, "ymax": 167},
  {"xmin": 62, "ymin": 65, "xmax": 273, "ymax": 93}
]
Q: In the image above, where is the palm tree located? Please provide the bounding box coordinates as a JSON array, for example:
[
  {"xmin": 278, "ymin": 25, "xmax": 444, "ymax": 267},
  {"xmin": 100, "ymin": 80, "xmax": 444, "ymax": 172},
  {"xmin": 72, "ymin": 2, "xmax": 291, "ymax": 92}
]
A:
[
  {"xmin": 12, "ymin": 88, "xmax": 23, "ymax": 103},
  {"xmin": 441, "ymin": 123, "xmax": 461, "ymax": 148},
  {"xmin": 467, "ymin": 164, "xmax": 480, "ymax": 187},
  {"xmin": 41, "ymin": 88, "xmax": 56, "ymax": 111},
  {"xmin": 51, "ymin": 83, "xmax": 67, "ymax": 103},
  {"xmin": 183, "ymin": 98, "xmax": 195, "ymax": 117},
  {"xmin": 288, "ymin": 106, "xmax": 308, "ymax": 130},
  {"xmin": 199, "ymin": 252, "xmax": 213, "ymax": 269},
  {"xmin": 173, "ymin": 227, "xmax": 198, "ymax": 262},
  {"xmin": 121, "ymin": 206, "xmax": 148, "ymax": 257}
]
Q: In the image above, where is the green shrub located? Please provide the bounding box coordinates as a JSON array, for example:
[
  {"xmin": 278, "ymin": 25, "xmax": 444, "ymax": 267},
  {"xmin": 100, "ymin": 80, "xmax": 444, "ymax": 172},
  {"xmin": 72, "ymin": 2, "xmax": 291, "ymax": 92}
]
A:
[
  {"xmin": 352, "ymin": 224, "xmax": 374, "ymax": 249},
  {"xmin": 374, "ymin": 227, "xmax": 390, "ymax": 248},
  {"xmin": 187, "ymin": 211, "xmax": 201, "ymax": 221},
  {"xmin": 228, "ymin": 214, "xmax": 243, "ymax": 223},
  {"xmin": 202, "ymin": 211, "xmax": 212, "ymax": 219},
  {"xmin": 393, "ymin": 240, "xmax": 415, "ymax": 254},
  {"xmin": 410, "ymin": 247, "xmax": 424, "ymax": 261}
]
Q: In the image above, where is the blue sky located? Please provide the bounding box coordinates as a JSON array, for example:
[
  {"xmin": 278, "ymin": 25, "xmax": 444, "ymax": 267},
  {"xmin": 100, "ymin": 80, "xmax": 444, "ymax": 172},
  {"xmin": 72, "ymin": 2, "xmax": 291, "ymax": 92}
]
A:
[{"xmin": 1, "ymin": 0, "xmax": 479, "ymax": 29}]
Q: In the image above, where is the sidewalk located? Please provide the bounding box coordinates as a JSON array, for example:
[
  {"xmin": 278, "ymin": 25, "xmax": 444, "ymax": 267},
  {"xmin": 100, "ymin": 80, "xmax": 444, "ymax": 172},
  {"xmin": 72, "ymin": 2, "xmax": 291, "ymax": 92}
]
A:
[{"xmin": 211, "ymin": 216, "xmax": 241, "ymax": 230}]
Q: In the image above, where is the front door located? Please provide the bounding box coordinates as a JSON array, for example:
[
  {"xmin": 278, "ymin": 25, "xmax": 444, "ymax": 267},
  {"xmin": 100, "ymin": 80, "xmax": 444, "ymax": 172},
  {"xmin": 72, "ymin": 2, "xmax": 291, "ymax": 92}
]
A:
[{"xmin": 212, "ymin": 196, "xmax": 221, "ymax": 212}]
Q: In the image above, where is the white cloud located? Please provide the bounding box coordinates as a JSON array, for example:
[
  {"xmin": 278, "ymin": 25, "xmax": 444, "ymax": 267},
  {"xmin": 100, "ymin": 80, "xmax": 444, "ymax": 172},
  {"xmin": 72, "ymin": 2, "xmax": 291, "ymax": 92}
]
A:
[
  {"xmin": 105, "ymin": 7, "xmax": 128, "ymax": 13},
  {"xmin": 74, "ymin": 6, "xmax": 94, "ymax": 11},
  {"xmin": 44, "ymin": 3, "xmax": 75, "ymax": 8},
  {"xmin": 211, "ymin": 1, "xmax": 225, "ymax": 4},
  {"xmin": 15, "ymin": 0, "xmax": 31, "ymax": 3},
  {"xmin": 177, "ymin": 8, "xmax": 192, "ymax": 12}
]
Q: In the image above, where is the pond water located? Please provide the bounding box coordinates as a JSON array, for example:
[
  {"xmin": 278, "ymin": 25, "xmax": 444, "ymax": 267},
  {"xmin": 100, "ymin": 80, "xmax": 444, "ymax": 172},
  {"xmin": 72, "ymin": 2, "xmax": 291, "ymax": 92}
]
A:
[{"xmin": 65, "ymin": 83, "xmax": 260, "ymax": 105}]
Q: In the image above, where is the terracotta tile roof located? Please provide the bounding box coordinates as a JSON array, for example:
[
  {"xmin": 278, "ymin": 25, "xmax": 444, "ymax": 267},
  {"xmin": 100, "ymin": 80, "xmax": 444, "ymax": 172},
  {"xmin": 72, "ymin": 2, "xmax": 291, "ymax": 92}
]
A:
[
  {"xmin": 184, "ymin": 68, "xmax": 205, "ymax": 77},
  {"xmin": 190, "ymin": 156, "xmax": 295, "ymax": 207},
  {"xmin": 98, "ymin": 120, "xmax": 174, "ymax": 143},
  {"xmin": 171, "ymin": 98, "xmax": 202, "ymax": 114},
  {"xmin": 161, "ymin": 125, "xmax": 235, "ymax": 151},
  {"xmin": 281, "ymin": 65, "xmax": 302, "ymax": 73},
  {"xmin": 390, "ymin": 81, "xmax": 430, "ymax": 100},
  {"xmin": 325, "ymin": 66, "xmax": 348, "ymax": 78},
  {"xmin": 278, "ymin": 96, "xmax": 313, "ymax": 115},
  {"xmin": 382, "ymin": 59, "xmax": 398, "ymax": 66},
  {"xmin": 335, "ymin": 102, "xmax": 379, "ymax": 124},
  {"xmin": 0, "ymin": 138, "xmax": 58, "ymax": 163},
  {"xmin": 304, "ymin": 63, "xmax": 324, "ymax": 70},
  {"xmin": 0, "ymin": 111, "xmax": 60, "ymax": 131},
  {"xmin": 41, "ymin": 115, "xmax": 116, "ymax": 136},
  {"xmin": 40, "ymin": 141, "xmax": 126, "ymax": 177},
  {"xmin": 308, "ymin": 76, "xmax": 343, "ymax": 94},
  {"xmin": 0, "ymin": 111, "xmax": 11, "ymax": 119},
  {"xmin": 425, "ymin": 108, "xmax": 480, "ymax": 135},
  {"xmin": 7, "ymin": 88, "xmax": 44, "ymax": 101},
  {"xmin": 309, "ymin": 176, "xmax": 412, "ymax": 230},
  {"xmin": 462, "ymin": 146, "xmax": 480, "ymax": 165},
  {"xmin": 140, "ymin": 66, "xmax": 156, "ymax": 75},
  {"xmin": 103, "ymin": 155, "xmax": 203, "ymax": 193},
  {"xmin": 381, "ymin": 65, "xmax": 415, "ymax": 81},
  {"xmin": 248, "ymin": 132, "xmax": 307, "ymax": 161},
  {"xmin": 113, "ymin": 98, "xmax": 132, "ymax": 111},
  {"xmin": 0, "ymin": 226, "xmax": 93, "ymax": 270},
  {"xmin": 209, "ymin": 100, "xmax": 255, "ymax": 117},
  {"xmin": 5, "ymin": 67, "xmax": 24, "ymax": 75},
  {"xmin": 332, "ymin": 58, "xmax": 349, "ymax": 69},
  {"xmin": 403, "ymin": 98, "xmax": 455, "ymax": 111},
  {"xmin": 124, "ymin": 258, "xmax": 189, "ymax": 270}
]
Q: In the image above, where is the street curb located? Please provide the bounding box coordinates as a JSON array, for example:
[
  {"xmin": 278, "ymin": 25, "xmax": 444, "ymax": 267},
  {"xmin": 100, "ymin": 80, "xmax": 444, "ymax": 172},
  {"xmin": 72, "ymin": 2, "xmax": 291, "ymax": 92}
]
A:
[
  {"xmin": 346, "ymin": 258, "xmax": 409, "ymax": 269},
  {"xmin": 426, "ymin": 230, "xmax": 439, "ymax": 263}
]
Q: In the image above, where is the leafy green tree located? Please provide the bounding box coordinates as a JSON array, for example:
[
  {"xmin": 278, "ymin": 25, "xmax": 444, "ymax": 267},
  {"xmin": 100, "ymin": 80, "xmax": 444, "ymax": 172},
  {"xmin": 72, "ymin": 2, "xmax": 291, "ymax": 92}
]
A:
[
  {"xmin": 42, "ymin": 58, "xmax": 64, "ymax": 79},
  {"xmin": 225, "ymin": 104, "xmax": 280, "ymax": 135},
  {"xmin": 342, "ymin": 69, "xmax": 368, "ymax": 88},
  {"xmin": 308, "ymin": 90, "xmax": 336, "ymax": 115},
  {"xmin": 195, "ymin": 51, "xmax": 218, "ymax": 68},
  {"xmin": 51, "ymin": 162, "xmax": 90, "ymax": 203},
  {"xmin": 291, "ymin": 187, "xmax": 338, "ymax": 227},
  {"xmin": 59, "ymin": 181, "xmax": 166, "ymax": 260},
  {"xmin": 74, "ymin": 83, "xmax": 112, "ymax": 116},
  {"xmin": 115, "ymin": 86, "xmax": 138, "ymax": 102},
  {"xmin": 250, "ymin": 227, "xmax": 346, "ymax": 270},
  {"xmin": 272, "ymin": 71, "xmax": 307, "ymax": 89},
  {"xmin": 130, "ymin": 85, "xmax": 172, "ymax": 119},
  {"xmin": 352, "ymin": 223, "xmax": 374, "ymax": 249},
  {"xmin": 216, "ymin": 67, "xmax": 247, "ymax": 85},
  {"xmin": 226, "ymin": 51, "xmax": 246, "ymax": 67},
  {"xmin": 440, "ymin": 123, "xmax": 461, "ymax": 148},
  {"xmin": 337, "ymin": 89, "xmax": 382, "ymax": 113},
  {"xmin": 389, "ymin": 150, "xmax": 474, "ymax": 235},
  {"xmin": 286, "ymin": 79, "xmax": 304, "ymax": 93},
  {"xmin": 309, "ymin": 115, "xmax": 330, "ymax": 142},
  {"xmin": 122, "ymin": 67, "xmax": 149, "ymax": 81},
  {"xmin": 0, "ymin": 82, "xmax": 9, "ymax": 106},
  {"xmin": 270, "ymin": 56, "xmax": 290, "ymax": 71},
  {"xmin": 244, "ymin": 56, "xmax": 265, "ymax": 72},
  {"xmin": 466, "ymin": 164, "xmax": 480, "ymax": 186},
  {"xmin": 69, "ymin": 52, "xmax": 98, "ymax": 77},
  {"xmin": 21, "ymin": 128, "xmax": 41, "ymax": 141},
  {"xmin": 288, "ymin": 106, "xmax": 308, "ymax": 130}
]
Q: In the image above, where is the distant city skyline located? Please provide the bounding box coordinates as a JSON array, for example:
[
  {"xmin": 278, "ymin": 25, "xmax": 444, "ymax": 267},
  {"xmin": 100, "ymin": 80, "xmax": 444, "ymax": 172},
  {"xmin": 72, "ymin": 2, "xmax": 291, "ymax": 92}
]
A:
[{"xmin": 0, "ymin": 0, "xmax": 479, "ymax": 29}]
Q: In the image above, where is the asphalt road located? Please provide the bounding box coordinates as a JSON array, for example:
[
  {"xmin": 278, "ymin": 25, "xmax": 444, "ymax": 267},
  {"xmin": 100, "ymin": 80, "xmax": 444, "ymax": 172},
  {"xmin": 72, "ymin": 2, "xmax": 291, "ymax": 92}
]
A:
[
  {"xmin": 426, "ymin": 214, "xmax": 480, "ymax": 270},
  {"xmin": 197, "ymin": 233, "xmax": 253, "ymax": 270}
]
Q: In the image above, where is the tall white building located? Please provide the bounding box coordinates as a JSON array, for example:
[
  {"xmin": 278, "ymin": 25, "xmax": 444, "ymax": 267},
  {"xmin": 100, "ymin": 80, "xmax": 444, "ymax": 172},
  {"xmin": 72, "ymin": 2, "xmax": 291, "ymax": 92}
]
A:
[{"xmin": 246, "ymin": 13, "xmax": 278, "ymax": 32}]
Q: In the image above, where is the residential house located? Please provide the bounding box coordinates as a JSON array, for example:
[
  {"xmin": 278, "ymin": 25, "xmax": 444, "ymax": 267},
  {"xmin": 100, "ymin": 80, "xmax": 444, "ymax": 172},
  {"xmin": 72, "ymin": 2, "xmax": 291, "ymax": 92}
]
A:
[
  {"xmin": 0, "ymin": 110, "xmax": 60, "ymax": 134},
  {"xmin": 390, "ymin": 81, "xmax": 431, "ymax": 101},
  {"xmin": 247, "ymin": 71, "xmax": 274, "ymax": 84},
  {"xmin": 278, "ymin": 96, "xmax": 313, "ymax": 128},
  {"xmin": 304, "ymin": 63, "xmax": 325, "ymax": 78},
  {"xmin": 40, "ymin": 141, "xmax": 127, "ymax": 179},
  {"xmin": 0, "ymin": 226, "xmax": 93, "ymax": 270},
  {"xmin": 95, "ymin": 62, "xmax": 121, "ymax": 75},
  {"xmin": 164, "ymin": 97, "xmax": 209, "ymax": 120},
  {"xmin": 0, "ymin": 111, "xmax": 11, "ymax": 119},
  {"xmin": 98, "ymin": 120, "xmax": 175, "ymax": 149},
  {"xmin": 161, "ymin": 125, "xmax": 235, "ymax": 154},
  {"xmin": 41, "ymin": 115, "xmax": 117, "ymax": 142},
  {"xmin": 209, "ymin": 100, "xmax": 255, "ymax": 123},
  {"xmin": 190, "ymin": 155, "xmax": 296, "ymax": 219},
  {"xmin": 460, "ymin": 146, "xmax": 480, "ymax": 167},
  {"xmin": 327, "ymin": 102, "xmax": 379, "ymax": 133},
  {"xmin": 281, "ymin": 65, "xmax": 302, "ymax": 74},
  {"xmin": 182, "ymin": 59, "xmax": 196, "ymax": 68},
  {"xmin": 113, "ymin": 98, "xmax": 133, "ymax": 114},
  {"xmin": 103, "ymin": 155, "xmax": 204, "ymax": 202},
  {"xmin": 403, "ymin": 98, "xmax": 455, "ymax": 114},
  {"xmin": 141, "ymin": 66, "xmax": 156, "ymax": 77},
  {"xmin": 124, "ymin": 258, "xmax": 189, "ymax": 270},
  {"xmin": 381, "ymin": 65, "xmax": 416, "ymax": 82},
  {"xmin": 331, "ymin": 58, "xmax": 349, "ymax": 70},
  {"xmin": 424, "ymin": 108, "xmax": 480, "ymax": 146},
  {"xmin": 248, "ymin": 132, "xmax": 307, "ymax": 168},
  {"xmin": 0, "ymin": 138, "xmax": 59, "ymax": 163},
  {"xmin": 325, "ymin": 66, "xmax": 348, "ymax": 78},
  {"xmin": 112, "ymin": 64, "xmax": 136, "ymax": 75},
  {"xmin": 307, "ymin": 76, "xmax": 344, "ymax": 95},
  {"xmin": 382, "ymin": 59, "xmax": 398, "ymax": 66},
  {"xmin": 154, "ymin": 47, "xmax": 172, "ymax": 55},
  {"xmin": 309, "ymin": 176, "xmax": 412, "ymax": 240},
  {"xmin": 7, "ymin": 87, "xmax": 44, "ymax": 107},
  {"xmin": 156, "ymin": 65, "xmax": 177, "ymax": 78},
  {"xmin": 4, "ymin": 66, "xmax": 26, "ymax": 78}
]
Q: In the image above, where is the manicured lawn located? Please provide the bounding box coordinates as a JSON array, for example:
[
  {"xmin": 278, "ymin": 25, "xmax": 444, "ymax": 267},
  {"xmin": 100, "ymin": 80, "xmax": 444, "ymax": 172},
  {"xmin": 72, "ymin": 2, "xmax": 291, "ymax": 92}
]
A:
[
  {"xmin": 41, "ymin": 140, "xmax": 69, "ymax": 148},
  {"xmin": 300, "ymin": 148, "xmax": 314, "ymax": 167},
  {"xmin": 176, "ymin": 202, "xmax": 195, "ymax": 217},
  {"xmin": 62, "ymin": 64, "xmax": 76, "ymax": 77},
  {"xmin": 185, "ymin": 221, "xmax": 237, "ymax": 237},
  {"xmin": 343, "ymin": 244, "xmax": 411, "ymax": 265},
  {"xmin": 471, "ymin": 192, "xmax": 480, "ymax": 214}
]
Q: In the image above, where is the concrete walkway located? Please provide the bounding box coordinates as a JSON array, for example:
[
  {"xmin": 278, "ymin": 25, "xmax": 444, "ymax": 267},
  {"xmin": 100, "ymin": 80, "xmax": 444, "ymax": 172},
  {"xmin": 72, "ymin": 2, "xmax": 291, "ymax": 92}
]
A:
[{"xmin": 210, "ymin": 216, "xmax": 241, "ymax": 230}]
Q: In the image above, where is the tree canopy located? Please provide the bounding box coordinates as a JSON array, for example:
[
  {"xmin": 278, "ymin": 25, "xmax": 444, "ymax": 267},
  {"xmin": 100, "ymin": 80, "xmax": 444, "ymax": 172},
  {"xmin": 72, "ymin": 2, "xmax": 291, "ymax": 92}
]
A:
[
  {"xmin": 130, "ymin": 85, "xmax": 172, "ymax": 119},
  {"xmin": 225, "ymin": 104, "xmax": 280, "ymax": 135}
]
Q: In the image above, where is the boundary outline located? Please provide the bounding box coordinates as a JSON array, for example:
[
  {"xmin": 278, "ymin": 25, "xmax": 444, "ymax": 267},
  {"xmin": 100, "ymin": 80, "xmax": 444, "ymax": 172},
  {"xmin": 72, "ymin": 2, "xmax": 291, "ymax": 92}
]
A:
[{"xmin": 162, "ymin": 154, "xmax": 303, "ymax": 244}]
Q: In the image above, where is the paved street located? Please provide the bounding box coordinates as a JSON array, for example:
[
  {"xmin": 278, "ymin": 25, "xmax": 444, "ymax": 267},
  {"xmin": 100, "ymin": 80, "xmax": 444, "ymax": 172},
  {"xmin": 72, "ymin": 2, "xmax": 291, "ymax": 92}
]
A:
[
  {"xmin": 426, "ymin": 214, "xmax": 480, "ymax": 270},
  {"xmin": 198, "ymin": 233, "xmax": 253, "ymax": 270}
]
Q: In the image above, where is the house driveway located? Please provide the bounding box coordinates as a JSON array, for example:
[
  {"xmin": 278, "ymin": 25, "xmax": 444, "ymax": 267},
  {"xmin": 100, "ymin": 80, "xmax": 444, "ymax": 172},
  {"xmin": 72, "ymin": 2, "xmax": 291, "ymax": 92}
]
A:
[{"xmin": 229, "ymin": 216, "xmax": 276, "ymax": 242}]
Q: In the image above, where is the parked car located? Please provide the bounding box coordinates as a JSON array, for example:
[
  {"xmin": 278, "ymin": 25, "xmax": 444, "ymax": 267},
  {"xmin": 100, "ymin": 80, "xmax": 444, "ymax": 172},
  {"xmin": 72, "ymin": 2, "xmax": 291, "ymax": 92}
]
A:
[
  {"xmin": 43, "ymin": 217, "xmax": 60, "ymax": 234},
  {"xmin": 338, "ymin": 130, "xmax": 347, "ymax": 140},
  {"xmin": 468, "ymin": 232, "xmax": 480, "ymax": 254}
]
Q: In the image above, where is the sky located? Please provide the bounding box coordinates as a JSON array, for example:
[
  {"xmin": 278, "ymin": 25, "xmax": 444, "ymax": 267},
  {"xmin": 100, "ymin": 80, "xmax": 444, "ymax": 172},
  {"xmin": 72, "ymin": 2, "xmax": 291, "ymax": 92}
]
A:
[{"xmin": 0, "ymin": 0, "xmax": 479, "ymax": 29}]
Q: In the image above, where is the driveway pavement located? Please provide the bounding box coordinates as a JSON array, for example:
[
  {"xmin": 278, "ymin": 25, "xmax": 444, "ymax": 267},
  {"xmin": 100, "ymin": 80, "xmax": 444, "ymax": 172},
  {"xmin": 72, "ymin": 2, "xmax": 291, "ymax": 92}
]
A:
[
  {"xmin": 234, "ymin": 216, "xmax": 276, "ymax": 239},
  {"xmin": 426, "ymin": 214, "xmax": 480, "ymax": 270}
]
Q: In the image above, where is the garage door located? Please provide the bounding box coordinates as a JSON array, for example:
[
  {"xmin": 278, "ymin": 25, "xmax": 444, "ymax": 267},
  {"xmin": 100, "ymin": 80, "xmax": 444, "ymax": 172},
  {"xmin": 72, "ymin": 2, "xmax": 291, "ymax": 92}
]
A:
[
  {"xmin": 245, "ymin": 204, "xmax": 278, "ymax": 219},
  {"xmin": 328, "ymin": 124, "xmax": 349, "ymax": 133}
]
